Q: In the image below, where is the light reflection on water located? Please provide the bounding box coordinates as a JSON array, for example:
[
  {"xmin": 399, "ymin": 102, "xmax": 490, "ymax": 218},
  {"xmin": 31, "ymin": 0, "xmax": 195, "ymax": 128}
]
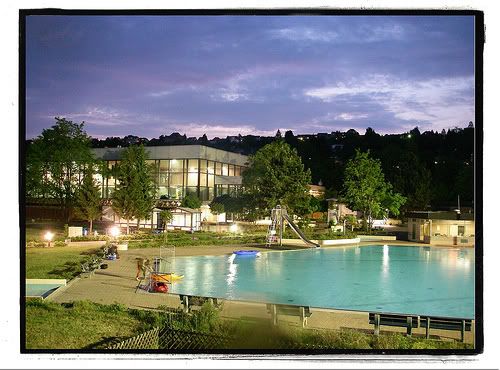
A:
[{"xmin": 169, "ymin": 245, "xmax": 475, "ymax": 318}]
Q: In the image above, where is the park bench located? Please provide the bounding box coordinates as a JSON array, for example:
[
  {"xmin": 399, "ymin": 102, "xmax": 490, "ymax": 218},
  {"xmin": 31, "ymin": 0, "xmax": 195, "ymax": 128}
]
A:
[
  {"xmin": 368, "ymin": 312, "xmax": 419, "ymax": 336},
  {"xmin": 420, "ymin": 316, "xmax": 472, "ymax": 342},
  {"xmin": 179, "ymin": 294, "xmax": 221, "ymax": 313},
  {"xmin": 267, "ymin": 303, "xmax": 312, "ymax": 328}
]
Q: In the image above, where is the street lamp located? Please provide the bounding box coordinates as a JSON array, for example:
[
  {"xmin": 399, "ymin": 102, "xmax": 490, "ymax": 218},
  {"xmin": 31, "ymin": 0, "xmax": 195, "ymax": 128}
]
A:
[
  {"xmin": 44, "ymin": 231, "xmax": 54, "ymax": 247},
  {"xmin": 109, "ymin": 226, "xmax": 121, "ymax": 239},
  {"xmin": 229, "ymin": 224, "xmax": 238, "ymax": 233}
]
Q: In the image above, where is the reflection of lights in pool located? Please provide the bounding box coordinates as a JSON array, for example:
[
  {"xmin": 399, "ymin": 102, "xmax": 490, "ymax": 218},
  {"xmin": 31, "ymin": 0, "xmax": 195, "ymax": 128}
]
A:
[
  {"xmin": 226, "ymin": 254, "xmax": 237, "ymax": 286},
  {"xmin": 382, "ymin": 245, "xmax": 390, "ymax": 275}
]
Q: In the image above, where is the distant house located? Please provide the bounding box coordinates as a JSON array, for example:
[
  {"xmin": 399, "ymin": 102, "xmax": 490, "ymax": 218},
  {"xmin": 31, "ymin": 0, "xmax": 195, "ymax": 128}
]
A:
[
  {"xmin": 407, "ymin": 211, "xmax": 475, "ymax": 247},
  {"xmin": 326, "ymin": 198, "xmax": 358, "ymax": 224},
  {"xmin": 308, "ymin": 184, "xmax": 326, "ymax": 198}
]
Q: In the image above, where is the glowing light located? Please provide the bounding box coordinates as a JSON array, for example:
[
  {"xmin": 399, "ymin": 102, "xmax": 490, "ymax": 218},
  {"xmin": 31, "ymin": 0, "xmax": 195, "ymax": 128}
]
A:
[
  {"xmin": 407, "ymin": 134, "xmax": 412, "ymax": 138},
  {"xmin": 109, "ymin": 226, "xmax": 121, "ymax": 238},
  {"xmin": 229, "ymin": 224, "xmax": 238, "ymax": 233},
  {"xmin": 44, "ymin": 231, "xmax": 54, "ymax": 242}
]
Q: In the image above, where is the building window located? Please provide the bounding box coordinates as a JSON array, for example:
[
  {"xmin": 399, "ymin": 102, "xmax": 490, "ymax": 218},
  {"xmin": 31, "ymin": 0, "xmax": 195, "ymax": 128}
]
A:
[
  {"xmin": 207, "ymin": 161, "xmax": 215, "ymax": 174},
  {"xmin": 458, "ymin": 225, "xmax": 465, "ymax": 236}
]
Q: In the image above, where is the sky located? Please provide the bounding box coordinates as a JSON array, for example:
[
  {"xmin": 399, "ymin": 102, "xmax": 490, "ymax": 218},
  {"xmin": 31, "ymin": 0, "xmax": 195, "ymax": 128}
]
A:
[{"xmin": 25, "ymin": 15, "xmax": 475, "ymax": 139}]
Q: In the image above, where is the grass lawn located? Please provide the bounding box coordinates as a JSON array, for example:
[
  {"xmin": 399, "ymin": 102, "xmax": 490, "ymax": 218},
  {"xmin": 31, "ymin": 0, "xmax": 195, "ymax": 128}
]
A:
[
  {"xmin": 25, "ymin": 300, "xmax": 155, "ymax": 349},
  {"xmin": 26, "ymin": 244, "xmax": 102, "ymax": 280}
]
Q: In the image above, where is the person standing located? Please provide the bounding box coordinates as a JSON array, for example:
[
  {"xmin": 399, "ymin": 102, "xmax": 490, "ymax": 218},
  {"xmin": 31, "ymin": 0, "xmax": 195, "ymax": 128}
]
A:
[{"xmin": 135, "ymin": 258, "xmax": 151, "ymax": 280}]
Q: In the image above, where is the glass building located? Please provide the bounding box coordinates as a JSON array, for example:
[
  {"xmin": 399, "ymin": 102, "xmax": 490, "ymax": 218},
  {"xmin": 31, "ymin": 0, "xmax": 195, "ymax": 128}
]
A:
[{"xmin": 92, "ymin": 145, "xmax": 248, "ymax": 202}]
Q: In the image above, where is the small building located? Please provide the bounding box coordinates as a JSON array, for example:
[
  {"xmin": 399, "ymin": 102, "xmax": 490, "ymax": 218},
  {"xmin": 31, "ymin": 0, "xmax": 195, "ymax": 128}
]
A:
[
  {"xmin": 168, "ymin": 207, "xmax": 202, "ymax": 232},
  {"xmin": 326, "ymin": 198, "xmax": 358, "ymax": 224},
  {"xmin": 407, "ymin": 211, "xmax": 475, "ymax": 247},
  {"xmin": 308, "ymin": 184, "xmax": 326, "ymax": 198}
]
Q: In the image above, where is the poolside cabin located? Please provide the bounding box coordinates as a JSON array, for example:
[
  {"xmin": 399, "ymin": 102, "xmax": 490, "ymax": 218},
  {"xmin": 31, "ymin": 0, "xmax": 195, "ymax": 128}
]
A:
[
  {"xmin": 165, "ymin": 207, "xmax": 202, "ymax": 232},
  {"xmin": 406, "ymin": 211, "xmax": 475, "ymax": 247}
]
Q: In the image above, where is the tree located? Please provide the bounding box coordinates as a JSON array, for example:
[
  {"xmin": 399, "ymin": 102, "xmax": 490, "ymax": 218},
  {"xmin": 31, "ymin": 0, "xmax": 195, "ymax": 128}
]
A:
[
  {"xmin": 112, "ymin": 145, "xmax": 156, "ymax": 234},
  {"xmin": 158, "ymin": 209, "xmax": 173, "ymax": 245},
  {"xmin": 210, "ymin": 202, "xmax": 225, "ymax": 232},
  {"xmin": 181, "ymin": 193, "xmax": 202, "ymax": 209},
  {"xmin": 242, "ymin": 141, "xmax": 312, "ymax": 217},
  {"xmin": 73, "ymin": 168, "xmax": 102, "ymax": 234},
  {"xmin": 159, "ymin": 209, "xmax": 173, "ymax": 230},
  {"xmin": 26, "ymin": 117, "xmax": 95, "ymax": 220},
  {"xmin": 342, "ymin": 150, "xmax": 406, "ymax": 232}
]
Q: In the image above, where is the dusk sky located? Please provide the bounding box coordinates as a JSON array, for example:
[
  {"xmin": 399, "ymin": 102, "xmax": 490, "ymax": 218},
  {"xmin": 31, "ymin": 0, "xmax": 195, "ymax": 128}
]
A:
[{"xmin": 26, "ymin": 15, "xmax": 475, "ymax": 139}]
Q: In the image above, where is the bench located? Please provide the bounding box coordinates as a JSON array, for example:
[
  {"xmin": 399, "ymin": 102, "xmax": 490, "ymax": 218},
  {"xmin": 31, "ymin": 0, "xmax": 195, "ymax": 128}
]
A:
[
  {"xmin": 267, "ymin": 304, "xmax": 312, "ymax": 328},
  {"xmin": 179, "ymin": 294, "xmax": 220, "ymax": 313},
  {"xmin": 420, "ymin": 316, "xmax": 472, "ymax": 342},
  {"xmin": 368, "ymin": 312, "xmax": 419, "ymax": 336}
]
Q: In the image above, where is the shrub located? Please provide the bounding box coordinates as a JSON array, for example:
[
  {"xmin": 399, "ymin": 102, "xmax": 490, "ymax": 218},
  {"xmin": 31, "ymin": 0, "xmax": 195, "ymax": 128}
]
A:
[{"xmin": 371, "ymin": 333, "xmax": 413, "ymax": 349}]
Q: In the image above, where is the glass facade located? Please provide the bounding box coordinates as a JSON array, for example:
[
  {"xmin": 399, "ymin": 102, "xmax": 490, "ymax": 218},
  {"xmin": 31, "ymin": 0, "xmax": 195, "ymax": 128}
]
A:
[{"xmin": 99, "ymin": 158, "xmax": 244, "ymax": 202}]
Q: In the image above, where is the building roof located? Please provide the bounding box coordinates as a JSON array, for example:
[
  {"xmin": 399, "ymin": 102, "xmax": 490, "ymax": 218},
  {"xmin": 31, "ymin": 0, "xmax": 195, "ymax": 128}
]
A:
[
  {"xmin": 406, "ymin": 211, "xmax": 474, "ymax": 221},
  {"xmin": 173, "ymin": 207, "xmax": 202, "ymax": 214},
  {"xmin": 92, "ymin": 145, "xmax": 248, "ymax": 166}
]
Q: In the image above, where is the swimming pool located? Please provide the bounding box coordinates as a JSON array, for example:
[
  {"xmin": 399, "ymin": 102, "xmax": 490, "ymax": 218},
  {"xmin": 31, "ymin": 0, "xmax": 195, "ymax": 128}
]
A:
[
  {"xmin": 169, "ymin": 245, "xmax": 474, "ymax": 318},
  {"xmin": 26, "ymin": 279, "xmax": 66, "ymax": 299}
]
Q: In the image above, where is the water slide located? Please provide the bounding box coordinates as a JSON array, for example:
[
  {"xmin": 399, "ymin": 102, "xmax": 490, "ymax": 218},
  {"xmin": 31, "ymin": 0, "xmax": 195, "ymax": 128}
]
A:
[{"xmin": 282, "ymin": 213, "xmax": 320, "ymax": 248}]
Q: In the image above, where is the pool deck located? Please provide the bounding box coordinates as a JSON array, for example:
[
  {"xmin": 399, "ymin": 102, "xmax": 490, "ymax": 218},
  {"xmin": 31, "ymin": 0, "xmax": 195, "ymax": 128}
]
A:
[{"xmin": 47, "ymin": 242, "xmax": 475, "ymax": 345}]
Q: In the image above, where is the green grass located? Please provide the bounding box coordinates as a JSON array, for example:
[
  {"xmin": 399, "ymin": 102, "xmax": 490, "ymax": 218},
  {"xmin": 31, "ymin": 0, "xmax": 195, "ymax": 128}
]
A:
[
  {"xmin": 26, "ymin": 244, "xmax": 102, "ymax": 280},
  {"xmin": 25, "ymin": 300, "xmax": 157, "ymax": 349}
]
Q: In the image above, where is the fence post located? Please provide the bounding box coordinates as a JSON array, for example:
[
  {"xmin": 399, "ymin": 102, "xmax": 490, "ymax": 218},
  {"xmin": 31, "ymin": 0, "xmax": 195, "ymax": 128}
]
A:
[{"xmin": 374, "ymin": 314, "xmax": 380, "ymax": 336}]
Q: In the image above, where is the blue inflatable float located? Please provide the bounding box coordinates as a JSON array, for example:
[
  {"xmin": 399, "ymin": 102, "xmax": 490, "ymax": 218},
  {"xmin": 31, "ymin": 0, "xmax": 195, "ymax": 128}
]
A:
[{"xmin": 233, "ymin": 250, "xmax": 261, "ymax": 256}]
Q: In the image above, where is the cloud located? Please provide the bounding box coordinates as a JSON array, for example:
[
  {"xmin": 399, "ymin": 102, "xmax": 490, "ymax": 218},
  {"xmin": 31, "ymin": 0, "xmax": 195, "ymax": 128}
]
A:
[
  {"xmin": 269, "ymin": 23, "xmax": 406, "ymax": 44},
  {"xmin": 167, "ymin": 123, "xmax": 284, "ymax": 138},
  {"xmin": 334, "ymin": 112, "xmax": 369, "ymax": 121},
  {"xmin": 269, "ymin": 27, "xmax": 339, "ymax": 42},
  {"xmin": 50, "ymin": 106, "xmax": 164, "ymax": 128},
  {"xmin": 304, "ymin": 74, "xmax": 474, "ymax": 129}
]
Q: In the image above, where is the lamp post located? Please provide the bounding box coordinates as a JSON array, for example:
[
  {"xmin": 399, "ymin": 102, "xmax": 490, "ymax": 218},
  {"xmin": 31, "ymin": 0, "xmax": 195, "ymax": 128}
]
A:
[
  {"xmin": 44, "ymin": 231, "xmax": 54, "ymax": 248},
  {"xmin": 109, "ymin": 226, "xmax": 121, "ymax": 242}
]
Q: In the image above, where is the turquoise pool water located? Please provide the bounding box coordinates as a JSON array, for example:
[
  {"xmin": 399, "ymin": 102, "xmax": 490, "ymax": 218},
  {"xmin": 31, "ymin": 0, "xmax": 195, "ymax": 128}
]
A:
[
  {"xmin": 169, "ymin": 245, "xmax": 474, "ymax": 318},
  {"xmin": 26, "ymin": 283, "xmax": 62, "ymax": 298}
]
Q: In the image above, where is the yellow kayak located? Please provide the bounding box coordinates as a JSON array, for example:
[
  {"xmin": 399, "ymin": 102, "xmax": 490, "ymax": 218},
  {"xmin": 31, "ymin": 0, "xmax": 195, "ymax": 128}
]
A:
[{"xmin": 151, "ymin": 273, "xmax": 184, "ymax": 283}]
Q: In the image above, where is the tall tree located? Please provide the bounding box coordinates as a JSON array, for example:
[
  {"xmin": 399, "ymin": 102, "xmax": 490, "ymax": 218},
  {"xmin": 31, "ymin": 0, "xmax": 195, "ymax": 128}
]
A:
[
  {"xmin": 73, "ymin": 168, "xmax": 102, "ymax": 234},
  {"xmin": 242, "ymin": 140, "xmax": 311, "ymax": 217},
  {"xmin": 26, "ymin": 117, "xmax": 95, "ymax": 220},
  {"xmin": 342, "ymin": 150, "xmax": 406, "ymax": 232},
  {"xmin": 181, "ymin": 193, "xmax": 202, "ymax": 209},
  {"xmin": 209, "ymin": 202, "xmax": 225, "ymax": 232},
  {"xmin": 112, "ymin": 145, "xmax": 156, "ymax": 234}
]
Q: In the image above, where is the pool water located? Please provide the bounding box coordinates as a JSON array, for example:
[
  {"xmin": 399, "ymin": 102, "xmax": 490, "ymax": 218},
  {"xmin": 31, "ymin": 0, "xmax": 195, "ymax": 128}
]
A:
[
  {"xmin": 26, "ymin": 282, "xmax": 64, "ymax": 298},
  {"xmin": 169, "ymin": 245, "xmax": 474, "ymax": 318}
]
